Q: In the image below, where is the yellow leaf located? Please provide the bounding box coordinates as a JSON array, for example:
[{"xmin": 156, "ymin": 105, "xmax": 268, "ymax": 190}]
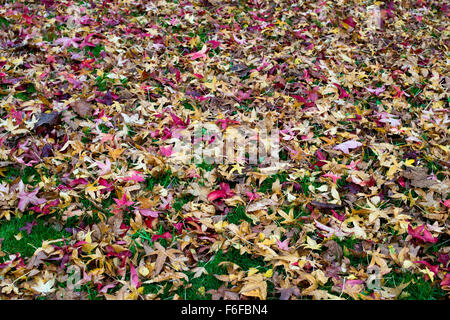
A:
[
  {"xmin": 260, "ymin": 238, "xmax": 275, "ymax": 246},
  {"xmin": 139, "ymin": 266, "xmax": 150, "ymax": 277},
  {"xmin": 304, "ymin": 236, "xmax": 322, "ymax": 250},
  {"xmin": 85, "ymin": 231, "xmax": 93, "ymax": 244},
  {"xmin": 404, "ymin": 159, "xmax": 415, "ymax": 167},
  {"xmin": 419, "ymin": 268, "xmax": 434, "ymax": 282},
  {"xmin": 248, "ymin": 267, "xmax": 259, "ymax": 276},
  {"xmin": 203, "ymin": 76, "xmax": 217, "ymax": 92},
  {"xmin": 264, "ymin": 269, "xmax": 273, "ymax": 278}
]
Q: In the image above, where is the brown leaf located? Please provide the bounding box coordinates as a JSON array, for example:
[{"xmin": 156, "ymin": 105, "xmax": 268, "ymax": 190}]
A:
[
  {"xmin": 310, "ymin": 201, "xmax": 343, "ymax": 210},
  {"xmin": 71, "ymin": 99, "xmax": 93, "ymax": 117},
  {"xmin": 33, "ymin": 112, "xmax": 60, "ymax": 130}
]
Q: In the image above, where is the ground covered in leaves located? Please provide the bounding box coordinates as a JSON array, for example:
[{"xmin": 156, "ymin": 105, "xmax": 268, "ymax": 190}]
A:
[{"xmin": 0, "ymin": 0, "xmax": 449, "ymax": 300}]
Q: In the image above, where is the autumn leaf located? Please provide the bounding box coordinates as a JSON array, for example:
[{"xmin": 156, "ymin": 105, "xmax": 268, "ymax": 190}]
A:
[{"xmin": 17, "ymin": 181, "xmax": 46, "ymax": 212}]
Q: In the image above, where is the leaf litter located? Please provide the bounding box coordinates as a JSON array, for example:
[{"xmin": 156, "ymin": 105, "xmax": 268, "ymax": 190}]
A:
[{"xmin": 0, "ymin": 0, "xmax": 448, "ymax": 300}]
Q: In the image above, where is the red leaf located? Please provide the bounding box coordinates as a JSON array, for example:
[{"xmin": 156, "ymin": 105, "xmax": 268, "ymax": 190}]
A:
[
  {"xmin": 207, "ymin": 183, "xmax": 235, "ymax": 202},
  {"xmin": 408, "ymin": 224, "xmax": 438, "ymax": 244}
]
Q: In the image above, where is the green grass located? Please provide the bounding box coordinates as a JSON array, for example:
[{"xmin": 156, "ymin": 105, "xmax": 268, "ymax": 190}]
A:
[
  {"xmin": 296, "ymin": 175, "xmax": 323, "ymax": 196},
  {"xmin": 383, "ymin": 271, "xmax": 447, "ymax": 300},
  {"xmin": 0, "ymin": 16, "xmax": 11, "ymax": 28},
  {"xmin": 94, "ymin": 74, "xmax": 112, "ymax": 92},
  {"xmin": 144, "ymin": 169, "xmax": 180, "ymax": 191},
  {"xmin": 318, "ymin": 269, "xmax": 446, "ymax": 300},
  {"xmin": 282, "ymin": 205, "xmax": 309, "ymax": 220},
  {"xmin": 258, "ymin": 172, "xmax": 288, "ymax": 193},
  {"xmin": 181, "ymin": 101, "xmax": 195, "ymax": 111},
  {"xmin": 226, "ymin": 205, "xmax": 252, "ymax": 225},
  {"xmin": 332, "ymin": 236, "xmax": 369, "ymax": 267},
  {"xmin": 85, "ymin": 44, "xmax": 105, "ymax": 58},
  {"xmin": 143, "ymin": 247, "xmax": 272, "ymax": 300},
  {"xmin": 196, "ymin": 161, "xmax": 215, "ymax": 172},
  {"xmin": 173, "ymin": 194, "xmax": 194, "ymax": 212},
  {"xmin": 13, "ymin": 83, "xmax": 37, "ymax": 101},
  {"xmin": 0, "ymin": 165, "xmax": 42, "ymax": 186},
  {"xmin": 0, "ymin": 214, "xmax": 71, "ymax": 260}
]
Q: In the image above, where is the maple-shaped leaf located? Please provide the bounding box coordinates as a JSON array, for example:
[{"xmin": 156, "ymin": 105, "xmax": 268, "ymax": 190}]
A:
[
  {"xmin": 207, "ymin": 183, "xmax": 235, "ymax": 202},
  {"xmin": 159, "ymin": 145, "xmax": 173, "ymax": 157},
  {"xmin": 17, "ymin": 181, "xmax": 46, "ymax": 212},
  {"xmin": 334, "ymin": 140, "xmax": 362, "ymax": 154},
  {"xmin": 277, "ymin": 239, "xmax": 290, "ymax": 251},
  {"xmin": 71, "ymin": 99, "xmax": 92, "ymax": 117},
  {"xmin": 122, "ymin": 171, "xmax": 145, "ymax": 183},
  {"xmin": 53, "ymin": 36, "xmax": 81, "ymax": 49},
  {"xmin": 137, "ymin": 208, "xmax": 159, "ymax": 218},
  {"xmin": 322, "ymin": 172, "xmax": 341, "ymax": 184},
  {"xmin": 188, "ymin": 45, "xmax": 208, "ymax": 60},
  {"xmin": 151, "ymin": 232, "xmax": 172, "ymax": 242},
  {"xmin": 33, "ymin": 112, "xmax": 60, "ymax": 131},
  {"xmin": 443, "ymin": 199, "xmax": 450, "ymax": 207},
  {"xmin": 408, "ymin": 224, "xmax": 438, "ymax": 244},
  {"xmin": 31, "ymin": 277, "xmax": 55, "ymax": 294},
  {"xmin": 366, "ymin": 86, "xmax": 385, "ymax": 96},
  {"xmin": 413, "ymin": 261, "xmax": 439, "ymax": 275},
  {"xmin": 96, "ymin": 158, "xmax": 111, "ymax": 176},
  {"xmin": 114, "ymin": 193, "xmax": 134, "ymax": 208},
  {"xmin": 19, "ymin": 220, "xmax": 37, "ymax": 235}
]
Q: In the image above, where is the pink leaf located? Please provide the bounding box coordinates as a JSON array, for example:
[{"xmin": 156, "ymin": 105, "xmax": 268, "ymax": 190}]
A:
[
  {"xmin": 246, "ymin": 191, "xmax": 260, "ymax": 201},
  {"xmin": 366, "ymin": 86, "xmax": 385, "ymax": 96},
  {"xmin": 17, "ymin": 181, "xmax": 46, "ymax": 212},
  {"xmin": 277, "ymin": 239, "xmax": 290, "ymax": 251},
  {"xmin": 346, "ymin": 160, "xmax": 360, "ymax": 169},
  {"xmin": 440, "ymin": 274, "xmax": 450, "ymax": 289},
  {"xmin": 129, "ymin": 264, "xmax": 141, "ymax": 288},
  {"xmin": 99, "ymin": 283, "xmax": 118, "ymax": 293},
  {"xmin": 322, "ymin": 172, "xmax": 341, "ymax": 184},
  {"xmin": 315, "ymin": 220, "xmax": 348, "ymax": 238},
  {"xmin": 122, "ymin": 171, "xmax": 145, "ymax": 183},
  {"xmin": 159, "ymin": 145, "xmax": 173, "ymax": 157},
  {"xmin": 334, "ymin": 140, "xmax": 362, "ymax": 154},
  {"xmin": 159, "ymin": 192, "xmax": 173, "ymax": 210},
  {"xmin": 342, "ymin": 17, "xmax": 356, "ymax": 28},
  {"xmin": 138, "ymin": 208, "xmax": 159, "ymax": 218},
  {"xmin": 70, "ymin": 178, "xmax": 89, "ymax": 186},
  {"xmin": 216, "ymin": 118, "xmax": 240, "ymax": 130},
  {"xmin": 331, "ymin": 209, "xmax": 346, "ymax": 222},
  {"xmin": 96, "ymin": 158, "xmax": 111, "ymax": 176},
  {"xmin": 114, "ymin": 194, "xmax": 134, "ymax": 208},
  {"xmin": 170, "ymin": 113, "xmax": 189, "ymax": 127},
  {"xmin": 188, "ymin": 46, "xmax": 208, "ymax": 60},
  {"xmin": 207, "ymin": 40, "xmax": 222, "ymax": 49}
]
